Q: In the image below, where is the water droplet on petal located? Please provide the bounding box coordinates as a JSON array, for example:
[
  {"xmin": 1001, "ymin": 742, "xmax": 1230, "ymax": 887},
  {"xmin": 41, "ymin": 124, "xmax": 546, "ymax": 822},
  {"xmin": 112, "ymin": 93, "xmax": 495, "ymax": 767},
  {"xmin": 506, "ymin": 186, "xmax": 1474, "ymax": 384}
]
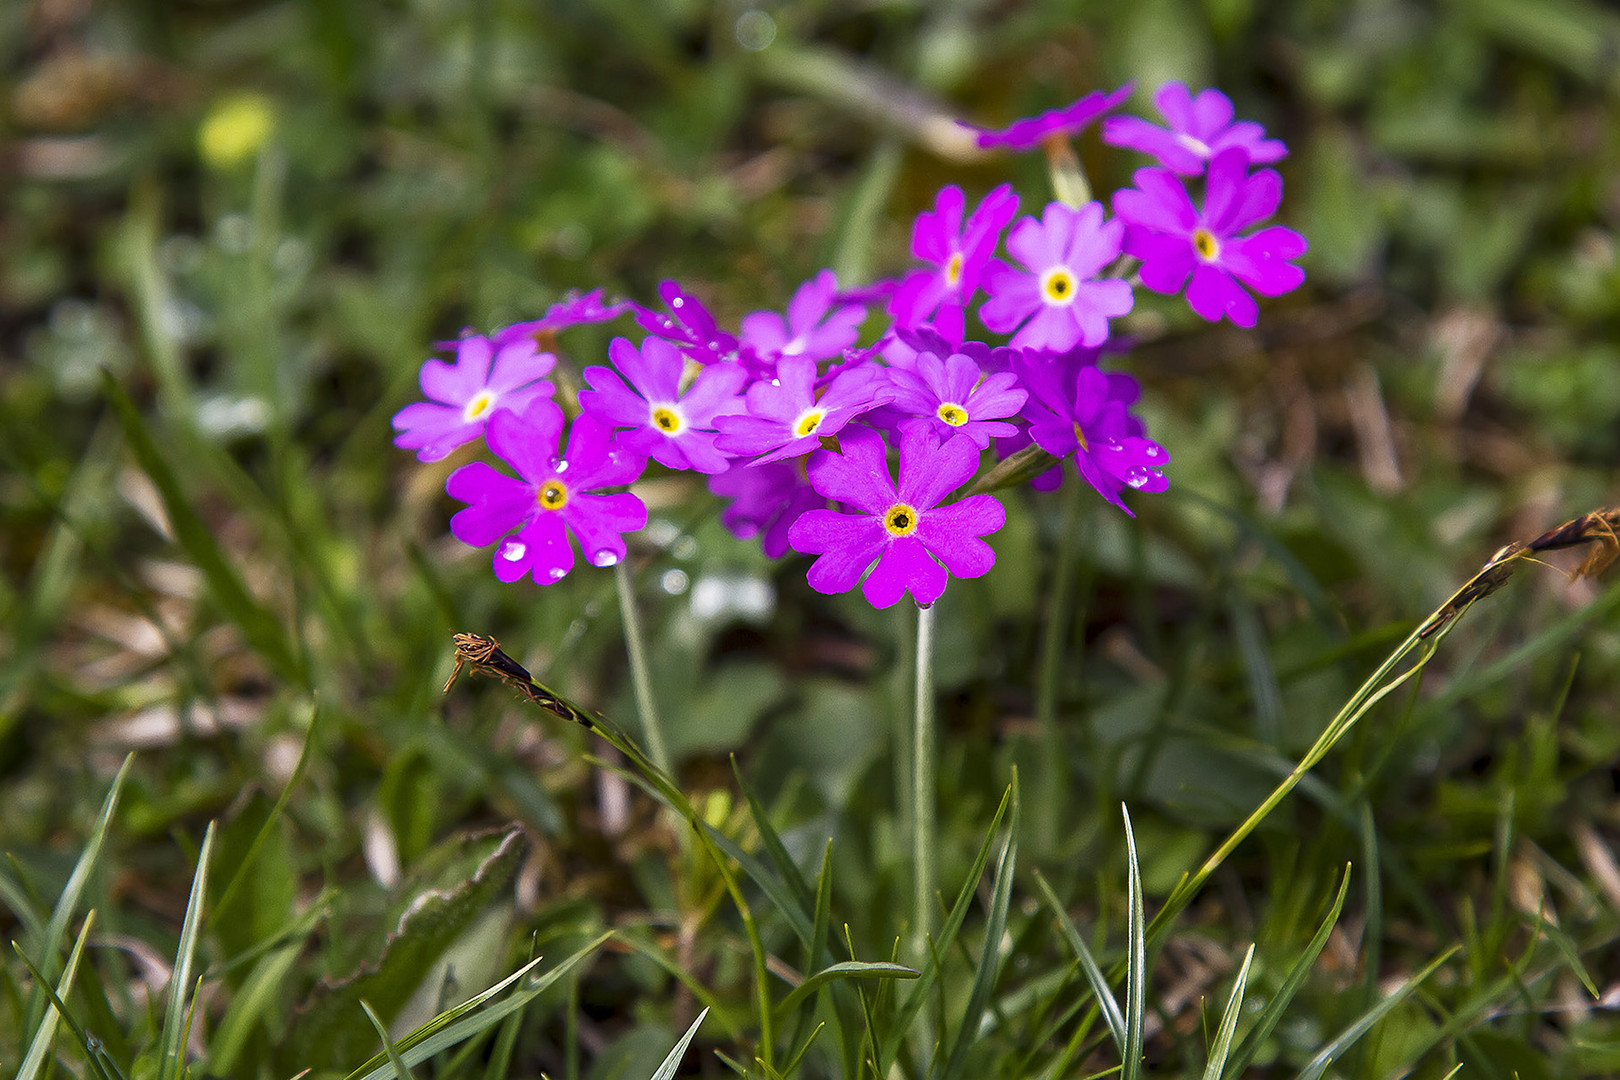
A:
[
  {"xmin": 1103, "ymin": 438, "xmax": 1122, "ymax": 452},
  {"xmin": 1125, "ymin": 469, "xmax": 1152, "ymax": 490},
  {"xmin": 548, "ymin": 565, "xmax": 567, "ymax": 581},
  {"xmin": 501, "ymin": 540, "xmax": 527, "ymax": 561},
  {"xmin": 671, "ymin": 297, "xmax": 686, "ymax": 309},
  {"xmin": 555, "ymin": 460, "xmax": 568, "ymax": 472},
  {"xmin": 592, "ymin": 549, "xmax": 621, "ymax": 567},
  {"xmin": 1143, "ymin": 444, "xmax": 1164, "ymax": 461}
]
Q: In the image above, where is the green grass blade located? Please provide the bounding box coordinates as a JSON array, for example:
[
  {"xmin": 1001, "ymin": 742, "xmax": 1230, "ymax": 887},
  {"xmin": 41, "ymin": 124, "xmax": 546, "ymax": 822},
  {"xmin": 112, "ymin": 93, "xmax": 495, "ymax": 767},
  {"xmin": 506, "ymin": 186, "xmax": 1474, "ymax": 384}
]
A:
[
  {"xmin": 773, "ymin": 961, "xmax": 919, "ymax": 1020},
  {"xmin": 731, "ymin": 758, "xmax": 816, "ymax": 917},
  {"xmin": 205, "ymin": 941, "xmax": 303, "ymax": 1075},
  {"xmin": 650, "ymin": 1007, "xmax": 708, "ymax": 1080},
  {"xmin": 879, "ymin": 782, "xmax": 1015, "ymax": 1072},
  {"xmin": 1121, "ymin": 806, "xmax": 1146, "ymax": 1080},
  {"xmin": 38, "ymin": 755, "xmax": 132, "ymax": 990},
  {"xmin": 1201, "ymin": 944, "xmax": 1253, "ymax": 1080},
  {"xmin": 102, "ymin": 372, "xmax": 305, "ymax": 684},
  {"xmin": 940, "ymin": 772, "xmax": 1020, "ymax": 1080},
  {"xmin": 16, "ymin": 911, "xmax": 96, "ymax": 1080},
  {"xmin": 212, "ymin": 698, "xmax": 320, "ymax": 925},
  {"xmin": 1294, "ymin": 946, "xmax": 1459, "ymax": 1080},
  {"xmin": 780, "ymin": 1021, "xmax": 826, "ymax": 1078},
  {"xmin": 1032, "ymin": 868, "xmax": 1126, "ymax": 1054},
  {"xmin": 158, "ymin": 822, "xmax": 214, "ymax": 1080},
  {"xmin": 362, "ymin": 999, "xmax": 419, "ymax": 1080},
  {"xmin": 345, "ymin": 934, "xmax": 608, "ymax": 1080},
  {"xmin": 1225, "ymin": 865, "xmax": 1352, "ymax": 1078}
]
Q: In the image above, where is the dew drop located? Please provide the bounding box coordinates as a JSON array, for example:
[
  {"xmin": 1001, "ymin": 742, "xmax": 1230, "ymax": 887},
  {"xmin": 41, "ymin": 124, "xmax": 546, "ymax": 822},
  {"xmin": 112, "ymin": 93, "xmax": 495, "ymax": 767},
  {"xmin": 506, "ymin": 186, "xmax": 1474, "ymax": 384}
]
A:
[
  {"xmin": 671, "ymin": 296, "xmax": 686, "ymax": 309},
  {"xmin": 548, "ymin": 565, "xmax": 567, "ymax": 581},
  {"xmin": 591, "ymin": 549, "xmax": 621, "ymax": 567},
  {"xmin": 1125, "ymin": 469, "xmax": 1152, "ymax": 490},
  {"xmin": 1103, "ymin": 438, "xmax": 1123, "ymax": 452},
  {"xmin": 501, "ymin": 540, "xmax": 527, "ymax": 561},
  {"xmin": 555, "ymin": 460, "xmax": 568, "ymax": 472},
  {"xmin": 1143, "ymin": 444, "xmax": 1164, "ymax": 461}
]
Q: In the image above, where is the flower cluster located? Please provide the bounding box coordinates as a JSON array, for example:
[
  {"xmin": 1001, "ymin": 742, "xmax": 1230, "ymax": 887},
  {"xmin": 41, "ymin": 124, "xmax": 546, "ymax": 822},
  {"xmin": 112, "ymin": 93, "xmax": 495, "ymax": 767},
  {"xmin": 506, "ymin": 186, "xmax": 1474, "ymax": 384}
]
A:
[{"xmin": 393, "ymin": 83, "xmax": 1305, "ymax": 608}]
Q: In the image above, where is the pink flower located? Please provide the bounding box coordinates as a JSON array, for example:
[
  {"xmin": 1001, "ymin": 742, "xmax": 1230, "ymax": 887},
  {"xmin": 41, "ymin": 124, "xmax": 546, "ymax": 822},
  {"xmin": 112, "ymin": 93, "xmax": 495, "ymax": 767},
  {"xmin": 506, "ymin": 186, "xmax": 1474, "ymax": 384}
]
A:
[
  {"xmin": 445, "ymin": 401, "xmax": 647, "ymax": 584},
  {"xmin": 580, "ymin": 336, "xmax": 747, "ymax": 474},
  {"xmin": 708, "ymin": 460, "xmax": 824, "ymax": 559},
  {"xmin": 392, "ymin": 334, "xmax": 555, "ymax": 462},
  {"xmin": 493, "ymin": 288, "xmax": 630, "ymax": 345},
  {"xmin": 889, "ymin": 184, "xmax": 1019, "ymax": 343},
  {"xmin": 884, "ymin": 347, "xmax": 1026, "ymax": 449},
  {"xmin": 1102, "ymin": 82, "xmax": 1287, "ymax": 176},
  {"xmin": 962, "ymin": 83, "xmax": 1135, "ymax": 151},
  {"xmin": 739, "ymin": 270, "xmax": 867, "ymax": 379},
  {"xmin": 788, "ymin": 425, "xmax": 1004, "ymax": 608},
  {"xmin": 980, "ymin": 201, "xmax": 1135, "ymax": 351},
  {"xmin": 713, "ymin": 356, "xmax": 891, "ymax": 465},
  {"xmin": 1111, "ymin": 147, "xmax": 1307, "ymax": 327},
  {"xmin": 1013, "ymin": 351, "xmax": 1167, "ymax": 515}
]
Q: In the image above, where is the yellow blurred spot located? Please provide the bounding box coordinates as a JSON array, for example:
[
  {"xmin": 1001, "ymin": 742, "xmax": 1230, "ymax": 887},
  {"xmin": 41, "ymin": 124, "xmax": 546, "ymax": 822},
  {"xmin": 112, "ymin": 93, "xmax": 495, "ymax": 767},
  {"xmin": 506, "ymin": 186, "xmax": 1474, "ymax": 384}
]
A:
[{"xmin": 199, "ymin": 93, "xmax": 275, "ymax": 169}]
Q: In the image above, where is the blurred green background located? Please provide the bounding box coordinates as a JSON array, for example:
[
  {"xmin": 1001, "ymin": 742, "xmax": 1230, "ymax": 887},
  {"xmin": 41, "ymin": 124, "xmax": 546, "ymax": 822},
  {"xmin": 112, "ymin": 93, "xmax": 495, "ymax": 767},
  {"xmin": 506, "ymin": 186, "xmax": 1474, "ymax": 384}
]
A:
[{"xmin": 3, "ymin": 0, "xmax": 1620, "ymax": 1075}]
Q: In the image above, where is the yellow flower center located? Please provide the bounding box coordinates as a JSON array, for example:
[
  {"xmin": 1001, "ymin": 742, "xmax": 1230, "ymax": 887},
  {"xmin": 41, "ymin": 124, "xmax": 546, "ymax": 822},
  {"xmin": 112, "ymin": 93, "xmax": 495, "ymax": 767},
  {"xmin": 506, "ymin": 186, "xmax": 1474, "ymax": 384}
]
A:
[
  {"xmin": 538, "ymin": 480, "xmax": 569, "ymax": 510},
  {"xmin": 945, "ymin": 252, "xmax": 965, "ymax": 286},
  {"xmin": 793, "ymin": 409, "xmax": 826, "ymax": 437},
  {"xmin": 1193, "ymin": 227, "xmax": 1220, "ymax": 262},
  {"xmin": 462, "ymin": 390, "xmax": 497, "ymax": 422},
  {"xmin": 651, "ymin": 405, "xmax": 683, "ymax": 433},
  {"xmin": 883, "ymin": 503, "xmax": 919, "ymax": 537},
  {"xmin": 937, "ymin": 403, "xmax": 969, "ymax": 426},
  {"xmin": 1041, "ymin": 267, "xmax": 1077, "ymax": 306}
]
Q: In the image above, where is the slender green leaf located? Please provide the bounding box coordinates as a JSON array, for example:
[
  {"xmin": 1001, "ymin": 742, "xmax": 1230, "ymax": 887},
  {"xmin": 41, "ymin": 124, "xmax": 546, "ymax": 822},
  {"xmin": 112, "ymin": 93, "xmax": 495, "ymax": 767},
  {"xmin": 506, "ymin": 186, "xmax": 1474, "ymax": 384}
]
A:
[
  {"xmin": 102, "ymin": 371, "xmax": 305, "ymax": 683},
  {"xmin": 774, "ymin": 961, "xmax": 920, "ymax": 1020},
  {"xmin": 16, "ymin": 911, "xmax": 96, "ymax": 1080},
  {"xmin": 732, "ymin": 758, "xmax": 816, "ymax": 916},
  {"xmin": 1294, "ymin": 946, "xmax": 1459, "ymax": 1080},
  {"xmin": 206, "ymin": 941, "xmax": 304, "ymax": 1075},
  {"xmin": 159, "ymin": 823, "xmax": 214, "ymax": 1080},
  {"xmin": 346, "ymin": 935, "xmax": 608, "ymax": 1080},
  {"xmin": 941, "ymin": 773, "xmax": 1020, "ymax": 1080},
  {"xmin": 1225, "ymin": 866, "xmax": 1352, "ymax": 1078},
  {"xmin": 1032, "ymin": 868, "xmax": 1126, "ymax": 1054},
  {"xmin": 1121, "ymin": 807, "xmax": 1146, "ymax": 1080},
  {"xmin": 879, "ymin": 782, "xmax": 1015, "ymax": 1071},
  {"xmin": 38, "ymin": 755, "xmax": 132, "ymax": 989},
  {"xmin": 650, "ymin": 1008, "xmax": 709, "ymax": 1080},
  {"xmin": 362, "ymin": 999, "xmax": 419, "ymax": 1080},
  {"xmin": 1202, "ymin": 944, "xmax": 1254, "ymax": 1080}
]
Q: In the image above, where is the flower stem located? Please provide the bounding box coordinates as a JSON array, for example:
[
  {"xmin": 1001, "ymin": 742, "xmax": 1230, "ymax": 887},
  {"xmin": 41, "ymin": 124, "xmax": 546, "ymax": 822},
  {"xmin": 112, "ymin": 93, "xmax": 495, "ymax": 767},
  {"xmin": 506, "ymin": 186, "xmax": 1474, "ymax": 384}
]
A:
[
  {"xmin": 913, "ymin": 601, "xmax": 938, "ymax": 948},
  {"xmin": 1043, "ymin": 135, "xmax": 1092, "ymax": 207},
  {"xmin": 614, "ymin": 560, "xmax": 672, "ymax": 779},
  {"xmin": 1035, "ymin": 483, "xmax": 1084, "ymax": 845}
]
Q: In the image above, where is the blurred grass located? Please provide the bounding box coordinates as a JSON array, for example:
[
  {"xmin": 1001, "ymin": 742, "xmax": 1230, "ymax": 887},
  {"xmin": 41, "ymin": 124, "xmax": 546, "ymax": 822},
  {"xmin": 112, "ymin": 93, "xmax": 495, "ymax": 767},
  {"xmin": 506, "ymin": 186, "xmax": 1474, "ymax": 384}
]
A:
[{"xmin": 4, "ymin": 0, "xmax": 1620, "ymax": 1075}]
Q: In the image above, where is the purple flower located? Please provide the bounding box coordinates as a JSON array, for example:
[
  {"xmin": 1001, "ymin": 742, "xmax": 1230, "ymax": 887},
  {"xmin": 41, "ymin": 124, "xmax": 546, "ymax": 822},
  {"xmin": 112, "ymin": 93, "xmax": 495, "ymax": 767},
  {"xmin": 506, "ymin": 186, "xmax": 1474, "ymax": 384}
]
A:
[
  {"xmin": 1102, "ymin": 82, "xmax": 1287, "ymax": 176},
  {"xmin": 787, "ymin": 425, "xmax": 1005, "ymax": 608},
  {"xmin": 980, "ymin": 201, "xmax": 1135, "ymax": 351},
  {"xmin": 1112, "ymin": 147, "xmax": 1307, "ymax": 328},
  {"xmin": 739, "ymin": 270, "xmax": 867, "ymax": 379},
  {"xmin": 889, "ymin": 184, "xmax": 1019, "ymax": 343},
  {"xmin": 392, "ymin": 334, "xmax": 556, "ymax": 462},
  {"xmin": 634, "ymin": 279, "xmax": 744, "ymax": 367},
  {"xmin": 708, "ymin": 460, "xmax": 825, "ymax": 559},
  {"xmin": 885, "ymin": 348, "xmax": 1027, "ymax": 448},
  {"xmin": 1013, "ymin": 351, "xmax": 1167, "ymax": 515},
  {"xmin": 494, "ymin": 288, "xmax": 631, "ymax": 345},
  {"xmin": 962, "ymin": 83, "xmax": 1134, "ymax": 151},
  {"xmin": 713, "ymin": 356, "xmax": 891, "ymax": 465},
  {"xmin": 446, "ymin": 401, "xmax": 648, "ymax": 584},
  {"xmin": 580, "ymin": 336, "xmax": 747, "ymax": 474}
]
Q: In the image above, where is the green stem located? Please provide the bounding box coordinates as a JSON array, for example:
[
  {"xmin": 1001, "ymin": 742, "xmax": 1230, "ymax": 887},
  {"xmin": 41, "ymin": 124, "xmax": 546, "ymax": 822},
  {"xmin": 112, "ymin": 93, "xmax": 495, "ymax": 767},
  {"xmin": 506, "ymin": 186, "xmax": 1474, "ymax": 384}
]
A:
[
  {"xmin": 1043, "ymin": 135, "xmax": 1091, "ymax": 207},
  {"xmin": 1034, "ymin": 484, "xmax": 1084, "ymax": 843},
  {"xmin": 913, "ymin": 602, "xmax": 938, "ymax": 948},
  {"xmin": 615, "ymin": 560, "xmax": 672, "ymax": 778}
]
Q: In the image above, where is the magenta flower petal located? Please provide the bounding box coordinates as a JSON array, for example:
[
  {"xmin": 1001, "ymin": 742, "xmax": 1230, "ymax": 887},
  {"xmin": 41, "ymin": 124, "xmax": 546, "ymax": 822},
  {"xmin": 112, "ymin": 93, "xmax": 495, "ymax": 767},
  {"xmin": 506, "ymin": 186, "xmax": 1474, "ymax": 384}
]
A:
[
  {"xmin": 1102, "ymin": 82, "xmax": 1287, "ymax": 175},
  {"xmin": 863, "ymin": 536, "xmax": 948, "ymax": 608},
  {"xmin": 979, "ymin": 201, "xmax": 1132, "ymax": 351},
  {"xmin": 964, "ymin": 83, "xmax": 1134, "ymax": 151},
  {"xmin": 794, "ymin": 509, "xmax": 889, "ymax": 594},
  {"xmin": 393, "ymin": 334, "xmax": 557, "ymax": 462}
]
